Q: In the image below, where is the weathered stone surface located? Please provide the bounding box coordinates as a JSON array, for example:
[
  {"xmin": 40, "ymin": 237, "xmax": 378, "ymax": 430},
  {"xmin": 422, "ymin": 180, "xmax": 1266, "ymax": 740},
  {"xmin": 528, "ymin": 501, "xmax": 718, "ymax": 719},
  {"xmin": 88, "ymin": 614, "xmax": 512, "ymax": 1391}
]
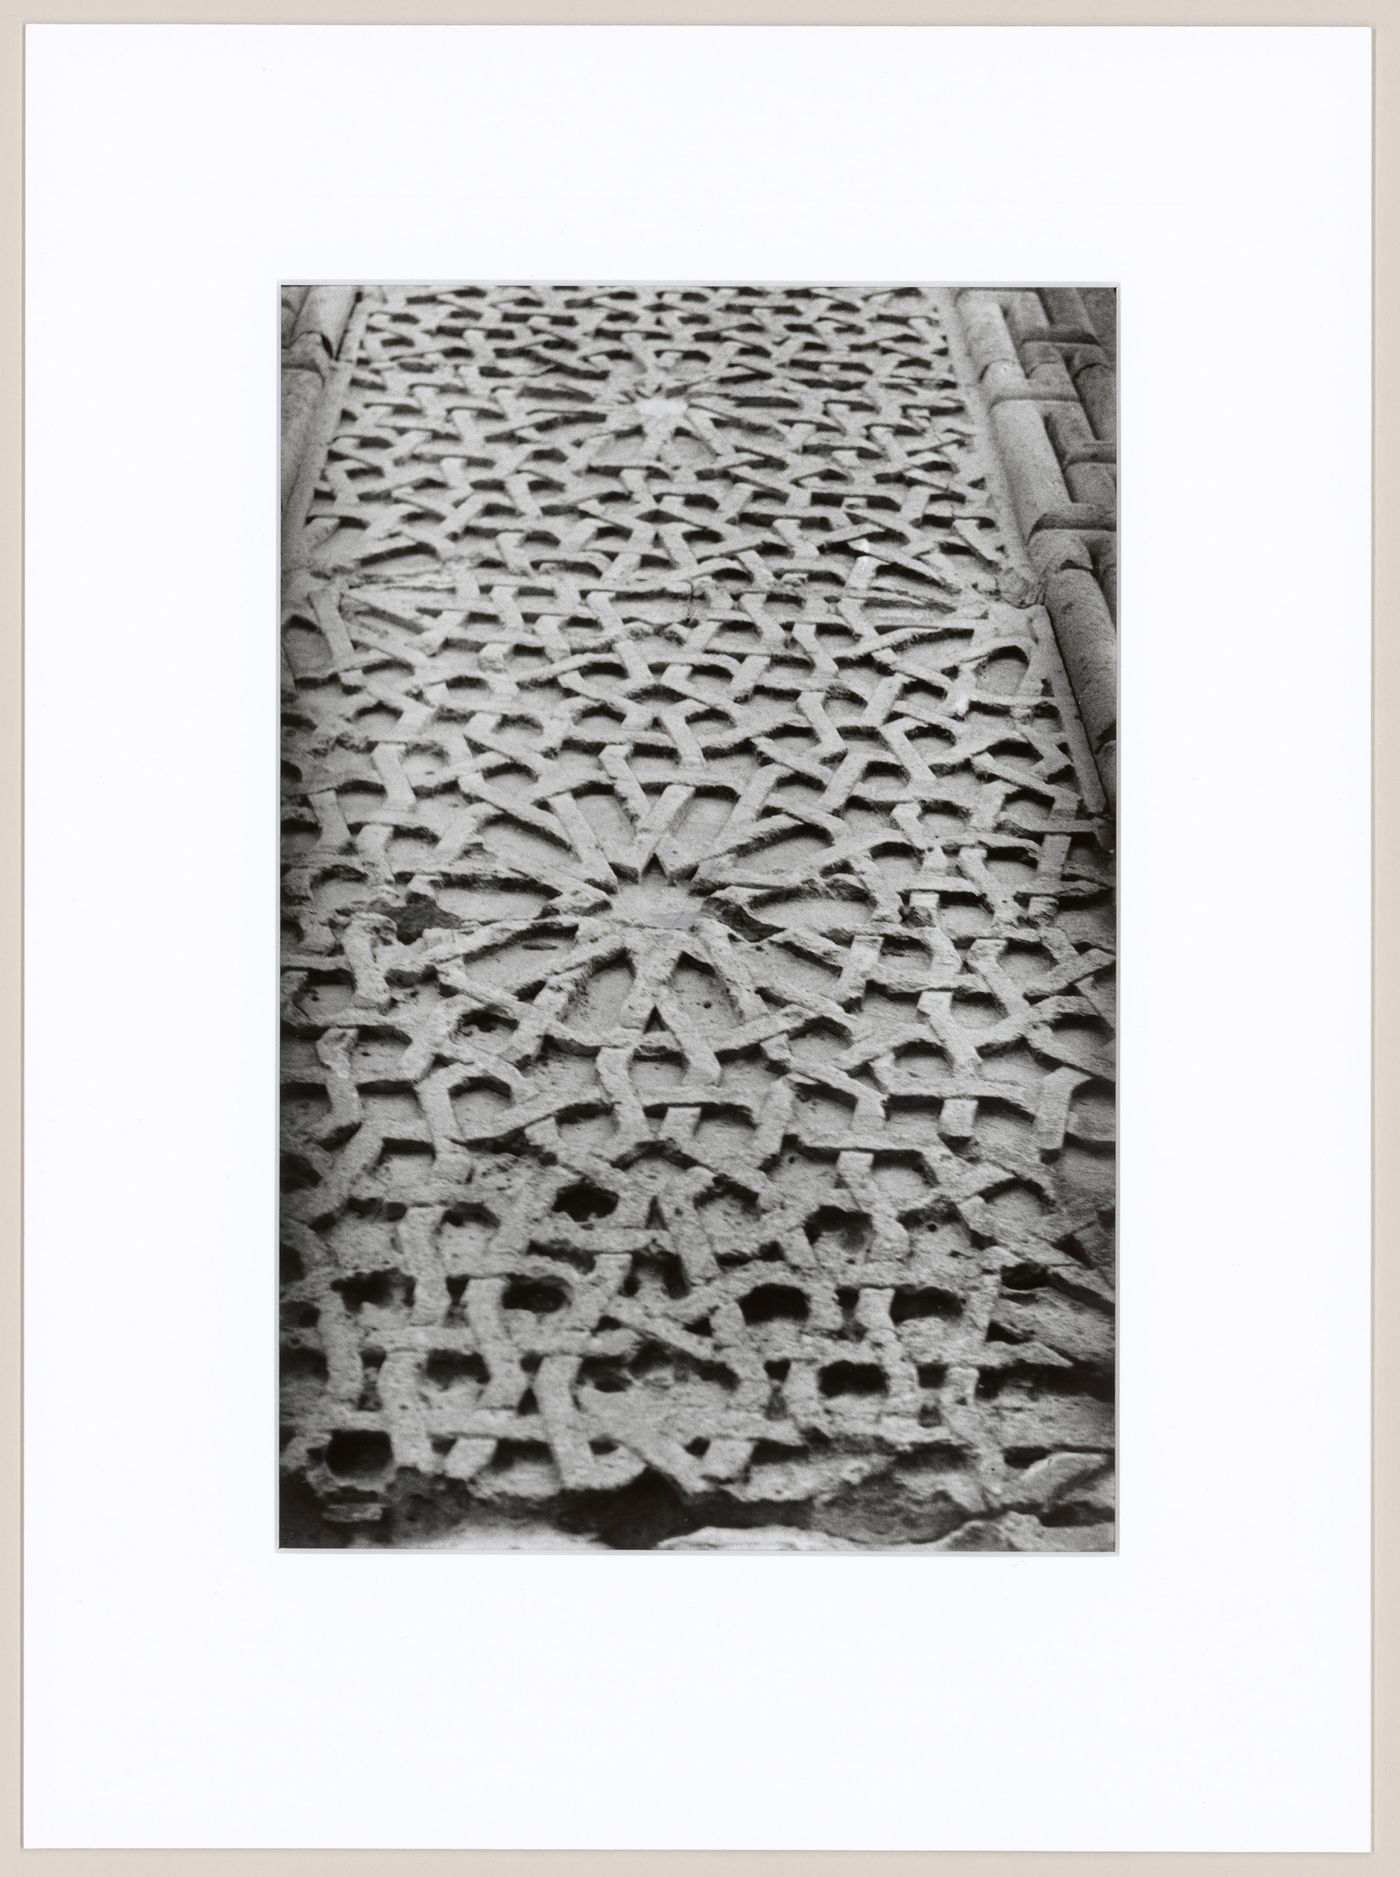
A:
[{"xmin": 279, "ymin": 284, "xmax": 1117, "ymax": 1550}]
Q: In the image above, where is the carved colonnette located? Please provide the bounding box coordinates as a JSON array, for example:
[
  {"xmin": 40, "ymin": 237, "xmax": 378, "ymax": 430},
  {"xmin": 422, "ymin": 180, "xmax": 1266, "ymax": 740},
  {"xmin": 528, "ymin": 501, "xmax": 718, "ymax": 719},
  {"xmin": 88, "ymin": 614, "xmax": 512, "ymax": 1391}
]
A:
[{"xmin": 954, "ymin": 287, "xmax": 1118, "ymax": 807}]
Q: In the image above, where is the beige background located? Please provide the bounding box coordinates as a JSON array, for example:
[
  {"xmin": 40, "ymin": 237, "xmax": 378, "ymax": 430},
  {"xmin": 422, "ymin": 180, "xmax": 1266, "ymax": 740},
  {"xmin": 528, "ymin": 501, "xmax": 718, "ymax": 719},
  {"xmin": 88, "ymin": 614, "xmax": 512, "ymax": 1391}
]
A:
[{"xmin": 5, "ymin": 1, "xmax": 1389, "ymax": 1869}]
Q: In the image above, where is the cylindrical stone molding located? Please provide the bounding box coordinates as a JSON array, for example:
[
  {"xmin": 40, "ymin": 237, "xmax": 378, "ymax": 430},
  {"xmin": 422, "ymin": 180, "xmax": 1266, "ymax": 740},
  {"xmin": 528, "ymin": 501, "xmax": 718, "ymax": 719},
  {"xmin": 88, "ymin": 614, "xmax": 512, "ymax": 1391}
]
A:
[
  {"xmin": 280, "ymin": 284, "xmax": 359, "ymax": 518},
  {"xmin": 954, "ymin": 286, "xmax": 1118, "ymax": 814}
]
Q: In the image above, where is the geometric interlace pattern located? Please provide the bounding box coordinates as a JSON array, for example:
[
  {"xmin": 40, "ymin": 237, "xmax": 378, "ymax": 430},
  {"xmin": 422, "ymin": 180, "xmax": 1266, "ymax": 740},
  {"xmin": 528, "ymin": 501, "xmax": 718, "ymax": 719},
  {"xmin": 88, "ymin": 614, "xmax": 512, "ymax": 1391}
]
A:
[{"xmin": 280, "ymin": 283, "xmax": 1116, "ymax": 1549}]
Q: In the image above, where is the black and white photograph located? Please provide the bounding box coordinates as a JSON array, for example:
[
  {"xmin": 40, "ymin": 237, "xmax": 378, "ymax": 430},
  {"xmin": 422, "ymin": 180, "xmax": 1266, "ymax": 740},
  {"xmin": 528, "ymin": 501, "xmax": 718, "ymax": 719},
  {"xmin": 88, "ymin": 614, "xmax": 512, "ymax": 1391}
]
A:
[
  {"xmin": 23, "ymin": 12, "xmax": 1380, "ymax": 1855},
  {"xmin": 278, "ymin": 281, "xmax": 1118, "ymax": 1551}
]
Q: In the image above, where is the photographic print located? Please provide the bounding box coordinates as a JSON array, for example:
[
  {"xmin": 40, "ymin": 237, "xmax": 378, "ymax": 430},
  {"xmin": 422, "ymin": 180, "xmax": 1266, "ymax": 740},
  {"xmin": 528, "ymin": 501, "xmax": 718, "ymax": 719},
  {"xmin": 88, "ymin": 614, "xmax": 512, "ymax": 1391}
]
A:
[{"xmin": 279, "ymin": 283, "xmax": 1117, "ymax": 1551}]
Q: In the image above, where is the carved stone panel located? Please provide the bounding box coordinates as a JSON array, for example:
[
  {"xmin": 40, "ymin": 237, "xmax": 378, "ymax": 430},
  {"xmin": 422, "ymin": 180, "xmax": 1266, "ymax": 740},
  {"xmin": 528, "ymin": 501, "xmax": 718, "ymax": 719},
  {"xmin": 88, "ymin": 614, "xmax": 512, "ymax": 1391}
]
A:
[{"xmin": 279, "ymin": 284, "xmax": 1117, "ymax": 1550}]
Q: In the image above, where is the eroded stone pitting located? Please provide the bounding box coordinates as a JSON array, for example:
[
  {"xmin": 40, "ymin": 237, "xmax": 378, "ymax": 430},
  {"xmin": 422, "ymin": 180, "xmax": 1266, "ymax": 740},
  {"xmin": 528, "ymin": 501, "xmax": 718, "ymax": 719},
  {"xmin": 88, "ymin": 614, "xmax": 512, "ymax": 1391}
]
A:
[
  {"xmin": 280, "ymin": 283, "xmax": 1117, "ymax": 1550},
  {"xmin": 606, "ymin": 878, "xmax": 704, "ymax": 929}
]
